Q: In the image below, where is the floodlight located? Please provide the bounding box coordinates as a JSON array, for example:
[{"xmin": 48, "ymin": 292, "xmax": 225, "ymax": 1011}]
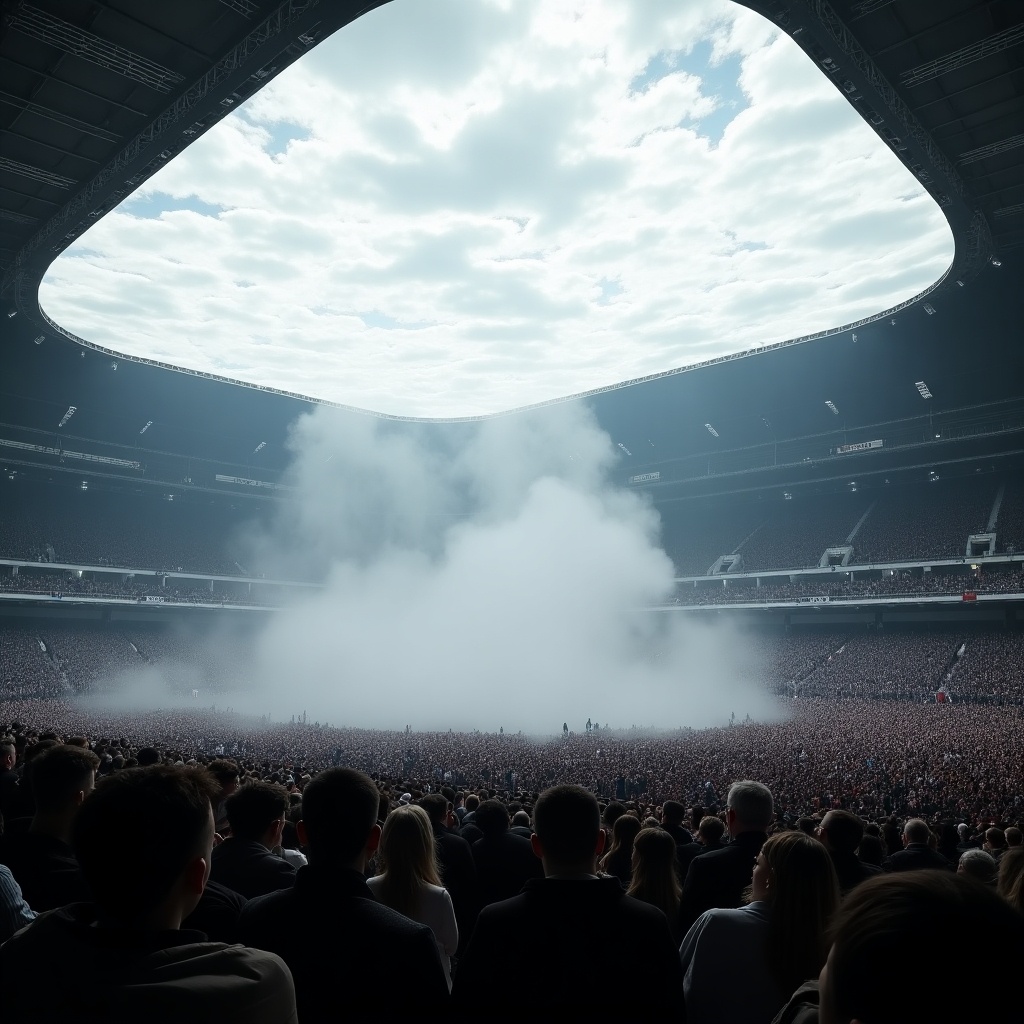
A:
[
  {"xmin": 783, "ymin": 492, "xmax": 793, "ymax": 500},
  {"xmin": 253, "ymin": 441, "xmax": 267, "ymax": 454},
  {"xmin": 33, "ymin": 335, "xmax": 44, "ymax": 345},
  {"xmin": 915, "ymin": 381, "xmax": 932, "ymax": 399},
  {"xmin": 825, "ymin": 401, "xmax": 839, "ymax": 415},
  {"xmin": 5, "ymin": 310, "xmax": 16, "ymax": 319},
  {"xmin": 704, "ymin": 423, "xmax": 719, "ymax": 438},
  {"xmin": 923, "ymin": 303, "xmax": 935, "ymax": 315},
  {"xmin": 990, "ymin": 256, "xmax": 1002, "ymax": 267},
  {"xmin": 140, "ymin": 421, "xmax": 153, "ymax": 434}
]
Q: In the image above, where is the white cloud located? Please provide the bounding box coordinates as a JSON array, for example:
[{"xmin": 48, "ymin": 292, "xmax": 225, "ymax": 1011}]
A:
[{"xmin": 39, "ymin": 0, "xmax": 953, "ymax": 418}]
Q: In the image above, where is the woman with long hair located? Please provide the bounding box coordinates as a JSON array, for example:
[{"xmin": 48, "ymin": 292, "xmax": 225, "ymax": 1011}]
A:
[
  {"xmin": 679, "ymin": 830, "xmax": 840, "ymax": 1024},
  {"xmin": 367, "ymin": 804, "xmax": 458, "ymax": 989},
  {"xmin": 600, "ymin": 813, "xmax": 643, "ymax": 886},
  {"xmin": 997, "ymin": 846, "xmax": 1024, "ymax": 913},
  {"xmin": 627, "ymin": 827, "xmax": 682, "ymax": 942}
]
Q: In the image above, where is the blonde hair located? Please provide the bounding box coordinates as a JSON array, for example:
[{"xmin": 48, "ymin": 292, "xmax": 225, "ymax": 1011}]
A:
[{"xmin": 374, "ymin": 804, "xmax": 442, "ymax": 918}]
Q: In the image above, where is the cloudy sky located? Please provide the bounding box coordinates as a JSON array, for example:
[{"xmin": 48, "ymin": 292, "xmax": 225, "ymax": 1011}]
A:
[{"xmin": 40, "ymin": 0, "xmax": 953, "ymax": 419}]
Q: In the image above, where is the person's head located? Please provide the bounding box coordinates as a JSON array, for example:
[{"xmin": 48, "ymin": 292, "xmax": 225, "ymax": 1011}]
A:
[
  {"xmin": 958, "ymin": 848, "xmax": 998, "ymax": 886},
  {"xmin": 984, "ymin": 827, "xmax": 1008, "ymax": 851},
  {"xmin": 0, "ymin": 738, "xmax": 15, "ymax": 771},
  {"xmin": 605, "ymin": 812, "xmax": 642, "ymax": 858},
  {"xmin": 997, "ymin": 847, "xmax": 1024, "ymax": 913},
  {"xmin": 511, "ymin": 809, "xmax": 532, "ymax": 829},
  {"xmin": 417, "ymin": 793, "xmax": 450, "ymax": 829},
  {"xmin": 464, "ymin": 794, "xmax": 479, "ymax": 813},
  {"xmin": 375, "ymin": 803, "xmax": 441, "ymax": 917},
  {"xmin": 726, "ymin": 780, "xmax": 773, "ymax": 836},
  {"xmin": 474, "ymin": 799, "xmax": 510, "ymax": 837},
  {"xmin": 602, "ymin": 801, "xmax": 627, "ymax": 828},
  {"xmin": 820, "ymin": 872, "xmax": 1024, "ymax": 1024},
  {"xmin": 627, "ymin": 827, "xmax": 681, "ymax": 917},
  {"xmin": 224, "ymin": 781, "xmax": 289, "ymax": 847},
  {"xmin": 30, "ymin": 744, "xmax": 100, "ymax": 815},
  {"xmin": 532, "ymin": 785, "xmax": 603, "ymax": 875},
  {"xmin": 661, "ymin": 800, "xmax": 685, "ymax": 827},
  {"xmin": 902, "ymin": 818, "xmax": 930, "ymax": 846},
  {"xmin": 136, "ymin": 747, "xmax": 161, "ymax": 767},
  {"xmin": 819, "ymin": 811, "xmax": 865, "ymax": 856},
  {"xmin": 697, "ymin": 815, "xmax": 726, "ymax": 845},
  {"xmin": 857, "ymin": 834, "xmax": 884, "ymax": 867},
  {"xmin": 754, "ymin": 830, "xmax": 840, "ymax": 996},
  {"xmin": 1006, "ymin": 827, "xmax": 1023, "ymax": 848},
  {"xmin": 71, "ymin": 765, "xmax": 219, "ymax": 928},
  {"xmin": 297, "ymin": 768, "xmax": 381, "ymax": 868},
  {"xmin": 205, "ymin": 759, "xmax": 240, "ymax": 796}
]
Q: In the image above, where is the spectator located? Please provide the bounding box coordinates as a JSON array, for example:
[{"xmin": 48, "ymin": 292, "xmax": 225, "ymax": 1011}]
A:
[
  {"xmin": 984, "ymin": 826, "xmax": 1009, "ymax": 862},
  {"xmin": 470, "ymin": 798, "xmax": 542, "ymax": 908},
  {"xmin": 0, "ymin": 743, "xmax": 98, "ymax": 910},
  {"xmin": 883, "ymin": 819, "xmax": 952, "ymax": 872},
  {"xmin": 679, "ymin": 780, "xmax": 773, "ymax": 935},
  {"xmin": 210, "ymin": 781, "xmax": 296, "ymax": 899},
  {"xmin": 627, "ymin": 826, "xmax": 683, "ymax": 942},
  {"xmin": 957, "ymin": 848, "xmax": 998, "ymax": 886},
  {"xmin": 997, "ymin": 847, "xmax": 1024, "ymax": 914},
  {"xmin": 599, "ymin": 812, "xmax": 642, "ymax": 886},
  {"xmin": 453, "ymin": 785, "xmax": 684, "ymax": 1011},
  {"xmin": 814, "ymin": 872, "xmax": 1024, "ymax": 1024},
  {"xmin": 816, "ymin": 810, "xmax": 881, "ymax": 894},
  {"xmin": 237, "ymin": 768, "xmax": 448, "ymax": 1022},
  {"xmin": 367, "ymin": 804, "xmax": 458, "ymax": 990},
  {"xmin": 0, "ymin": 862, "xmax": 36, "ymax": 942},
  {"xmin": 0, "ymin": 764, "xmax": 297, "ymax": 1021},
  {"xmin": 680, "ymin": 830, "xmax": 839, "ymax": 1024},
  {"xmin": 418, "ymin": 792, "xmax": 478, "ymax": 955},
  {"xmin": 677, "ymin": 815, "xmax": 728, "ymax": 878}
]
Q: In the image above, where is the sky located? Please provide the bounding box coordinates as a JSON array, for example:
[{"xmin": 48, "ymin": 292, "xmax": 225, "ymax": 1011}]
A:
[{"xmin": 39, "ymin": 0, "xmax": 954, "ymax": 419}]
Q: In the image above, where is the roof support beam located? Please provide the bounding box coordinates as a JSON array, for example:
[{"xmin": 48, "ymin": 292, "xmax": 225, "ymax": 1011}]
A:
[
  {"xmin": 0, "ymin": 88, "xmax": 122, "ymax": 143},
  {"xmin": 958, "ymin": 132, "xmax": 1024, "ymax": 165},
  {"xmin": 6, "ymin": 4, "xmax": 185, "ymax": 94},
  {"xmin": 0, "ymin": 155, "xmax": 75, "ymax": 189},
  {"xmin": 900, "ymin": 24, "xmax": 1024, "ymax": 87}
]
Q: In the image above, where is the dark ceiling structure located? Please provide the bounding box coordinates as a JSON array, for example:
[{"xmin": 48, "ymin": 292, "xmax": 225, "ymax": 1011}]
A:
[{"xmin": 0, "ymin": 0, "xmax": 1022, "ymax": 491}]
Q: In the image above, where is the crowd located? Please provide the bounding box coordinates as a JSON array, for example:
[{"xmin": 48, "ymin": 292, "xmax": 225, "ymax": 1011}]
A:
[
  {"xmin": 676, "ymin": 567, "xmax": 1023, "ymax": 605},
  {"xmin": 0, "ymin": 483, "xmax": 246, "ymax": 575},
  {"xmin": 660, "ymin": 476, "xmax": 1012, "ymax": 576}
]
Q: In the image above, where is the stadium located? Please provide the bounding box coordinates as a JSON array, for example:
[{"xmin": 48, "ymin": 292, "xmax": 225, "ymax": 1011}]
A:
[{"xmin": 1, "ymin": 0, "xmax": 1024, "ymax": 1014}]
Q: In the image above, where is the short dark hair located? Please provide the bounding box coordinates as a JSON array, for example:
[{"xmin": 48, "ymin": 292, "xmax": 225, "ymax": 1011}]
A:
[
  {"xmin": 418, "ymin": 793, "xmax": 448, "ymax": 826},
  {"xmin": 661, "ymin": 800, "xmax": 685, "ymax": 826},
  {"xmin": 72, "ymin": 765, "xmax": 219, "ymax": 922},
  {"xmin": 825, "ymin": 872, "xmax": 1024, "ymax": 1024},
  {"xmin": 698, "ymin": 816, "xmax": 726, "ymax": 843},
  {"xmin": 225, "ymin": 781, "xmax": 289, "ymax": 841},
  {"xmin": 136, "ymin": 747, "xmax": 161, "ymax": 767},
  {"xmin": 300, "ymin": 768, "xmax": 379, "ymax": 862},
  {"xmin": 533, "ymin": 785, "xmax": 600, "ymax": 866},
  {"xmin": 822, "ymin": 810, "xmax": 865, "ymax": 855},
  {"xmin": 30, "ymin": 744, "xmax": 100, "ymax": 812},
  {"xmin": 205, "ymin": 759, "xmax": 240, "ymax": 786},
  {"xmin": 474, "ymin": 799, "xmax": 510, "ymax": 837}
]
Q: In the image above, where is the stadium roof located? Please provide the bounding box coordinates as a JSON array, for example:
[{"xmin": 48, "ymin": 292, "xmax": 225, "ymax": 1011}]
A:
[{"xmin": 1, "ymin": 0, "xmax": 1022, "ymax": 474}]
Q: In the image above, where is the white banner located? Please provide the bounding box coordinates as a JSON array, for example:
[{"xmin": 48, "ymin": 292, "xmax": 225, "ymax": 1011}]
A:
[
  {"xmin": 144, "ymin": 595, "xmax": 165, "ymax": 603},
  {"xmin": 628, "ymin": 471, "xmax": 660, "ymax": 484},
  {"xmin": 799, "ymin": 596, "xmax": 830, "ymax": 604},
  {"xmin": 835, "ymin": 439, "xmax": 883, "ymax": 455}
]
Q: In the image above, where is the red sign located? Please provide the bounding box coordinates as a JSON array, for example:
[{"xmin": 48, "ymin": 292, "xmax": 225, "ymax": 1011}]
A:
[{"xmin": 962, "ymin": 592, "xmax": 977, "ymax": 602}]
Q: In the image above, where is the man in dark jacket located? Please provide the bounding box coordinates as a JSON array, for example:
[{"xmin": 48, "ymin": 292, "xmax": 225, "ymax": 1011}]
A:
[
  {"xmin": 209, "ymin": 781, "xmax": 296, "ymax": 899},
  {"xmin": 238, "ymin": 768, "xmax": 448, "ymax": 1022},
  {"xmin": 678, "ymin": 780, "xmax": 773, "ymax": 936},
  {"xmin": 470, "ymin": 799, "xmax": 542, "ymax": 908},
  {"xmin": 817, "ymin": 810, "xmax": 882, "ymax": 894},
  {"xmin": 0, "ymin": 764, "xmax": 296, "ymax": 1022},
  {"xmin": 883, "ymin": 818, "xmax": 952, "ymax": 872},
  {"xmin": 453, "ymin": 785, "xmax": 683, "ymax": 1012}
]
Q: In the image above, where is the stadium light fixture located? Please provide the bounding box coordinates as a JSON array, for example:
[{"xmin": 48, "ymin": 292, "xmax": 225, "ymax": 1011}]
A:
[
  {"xmin": 915, "ymin": 381, "xmax": 932, "ymax": 399},
  {"xmin": 704, "ymin": 423, "xmax": 719, "ymax": 437},
  {"xmin": 783, "ymin": 492, "xmax": 793, "ymax": 500},
  {"xmin": 923, "ymin": 303, "xmax": 936, "ymax": 315},
  {"xmin": 616, "ymin": 442, "xmax": 633, "ymax": 456},
  {"xmin": 825, "ymin": 400, "xmax": 839, "ymax": 415},
  {"xmin": 80, "ymin": 480, "xmax": 88, "ymax": 490},
  {"xmin": 253, "ymin": 441, "xmax": 267, "ymax": 454},
  {"xmin": 956, "ymin": 280, "xmax": 965, "ymax": 287},
  {"xmin": 140, "ymin": 420, "xmax": 153, "ymax": 434},
  {"xmin": 5, "ymin": 309, "xmax": 16, "ymax": 319},
  {"xmin": 33, "ymin": 335, "xmax": 44, "ymax": 345},
  {"xmin": 990, "ymin": 256, "xmax": 1002, "ymax": 267},
  {"xmin": 58, "ymin": 405, "xmax": 77, "ymax": 428}
]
